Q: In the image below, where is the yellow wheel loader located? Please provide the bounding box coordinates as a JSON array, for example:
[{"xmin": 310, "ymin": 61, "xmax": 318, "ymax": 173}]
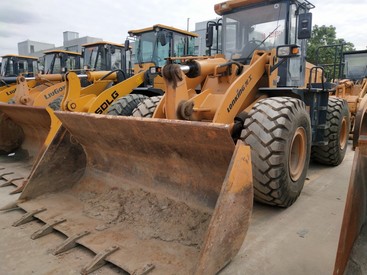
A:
[
  {"xmin": 2, "ymin": 1, "xmax": 350, "ymax": 274},
  {"xmin": 59, "ymin": 25, "xmax": 198, "ymax": 114},
  {"xmin": 105, "ymin": 24, "xmax": 198, "ymax": 116},
  {"xmin": 0, "ymin": 54, "xmax": 38, "ymax": 97},
  {"xmin": 334, "ymin": 104, "xmax": 367, "ymax": 275},
  {"xmin": 316, "ymin": 46, "xmax": 367, "ymax": 149}
]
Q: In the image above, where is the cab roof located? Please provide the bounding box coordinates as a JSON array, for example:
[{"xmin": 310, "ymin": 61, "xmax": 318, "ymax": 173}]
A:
[
  {"xmin": 82, "ymin": 41, "xmax": 125, "ymax": 48},
  {"xmin": 1, "ymin": 54, "xmax": 38, "ymax": 60},
  {"xmin": 215, "ymin": 0, "xmax": 314, "ymax": 15},
  {"xmin": 128, "ymin": 24, "xmax": 198, "ymax": 37},
  {"xmin": 43, "ymin": 49, "xmax": 81, "ymax": 56}
]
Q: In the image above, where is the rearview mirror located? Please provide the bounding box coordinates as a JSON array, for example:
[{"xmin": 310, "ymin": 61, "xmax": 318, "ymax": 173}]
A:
[
  {"xmin": 157, "ymin": 31, "xmax": 167, "ymax": 46},
  {"xmin": 298, "ymin": 13, "xmax": 312, "ymax": 39},
  {"xmin": 206, "ymin": 25, "xmax": 214, "ymax": 48},
  {"xmin": 124, "ymin": 39, "xmax": 130, "ymax": 51}
]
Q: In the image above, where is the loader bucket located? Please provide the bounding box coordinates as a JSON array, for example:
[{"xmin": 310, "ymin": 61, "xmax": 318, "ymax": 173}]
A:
[
  {"xmin": 0, "ymin": 105, "xmax": 60, "ymax": 192},
  {"xmin": 334, "ymin": 109, "xmax": 367, "ymax": 274},
  {"xmin": 17, "ymin": 113, "xmax": 253, "ymax": 274}
]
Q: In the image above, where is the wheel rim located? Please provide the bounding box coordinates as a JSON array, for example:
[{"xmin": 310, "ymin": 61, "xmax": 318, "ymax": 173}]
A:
[
  {"xmin": 289, "ymin": 127, "xmax": 307, "ymax": 182},
  {"xmin": 339, "ymin": 117, "xmax": 348, "ymax": 150}
]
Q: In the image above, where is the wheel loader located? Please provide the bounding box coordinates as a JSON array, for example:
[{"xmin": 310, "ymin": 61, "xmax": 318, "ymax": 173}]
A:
[
  {"xmin": 333, "ymin": 104, "xmax": 367, "ymax": 275},
  {"xmin": 104, "ymin": 24, "xmax": 198, "ymax": 116},
  {"xmin": 0, "ymin": 54, "xmax": 38, "ymax": 97},
  {"xmin": 2, "ymin": 0, "xmax": 350, "ymax": 274},
  {"xmin": 316, "ymin": 46, "xmax": 367, "ymax": 149}
]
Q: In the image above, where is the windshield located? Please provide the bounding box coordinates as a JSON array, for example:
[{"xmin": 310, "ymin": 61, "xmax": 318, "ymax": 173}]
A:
[
  {"xmin": 65, "ymin": 55, "xmax": 79, "ymax": 72},
  {"xmin": 222, "ymin": 2, "xmax": 287, "ymax": 61},
  {"xmin": 0, "ymin": 57, "xmax": 9, "ymax": 77},
  {"xmin": 344, "ymin": 53, "xmax": 367, "ymax": 81},
  {"xmin": 44, "ymin": 54, "xmax": 55, "ymax": 74},
  {"xmin": 83, "ymin": 46, "xmax": 101, "ymax": 70},
  {"xmin": 135, "ymin": 31, "xmax": 169, "ymax": 67},
  {"xmin": 172, "ymin": 34, "xmax": 196, "ymax": 57},
  {"xmin": 110, "ymin": 48, "xmax": 123, "ymax": 70}
]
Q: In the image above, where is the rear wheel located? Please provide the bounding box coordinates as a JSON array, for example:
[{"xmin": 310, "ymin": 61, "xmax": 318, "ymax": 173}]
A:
[
  {"xmin": 311, "ymin": 97, "xmax": 350, "ymax": 166},
  {"xmin": 107, "ymin": 94, "xmax": 148, "ymax": 116},
  {"xmin": 132, "ymin": 96, "xmax": 163, "ymax": 117},
  {"xmin": 241, "ymin": 97, "xmax": 311, "ymax": 207}
]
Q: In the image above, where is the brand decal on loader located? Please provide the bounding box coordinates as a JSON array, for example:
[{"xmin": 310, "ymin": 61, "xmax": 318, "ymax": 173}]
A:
[
  {"xmin": 44, "ymin": 85, "xmax": 65, "ymax": 100},
  {"xmin": 95, "ymin": 90, "xmax": 119, "ymax": 114},
  {"xmin": 227, "ymin": 74, "xmax": 252, "ymax": 113},
  {"xmin": 6, "ymin": 88, "xmax": 16, "ymax": 96}
]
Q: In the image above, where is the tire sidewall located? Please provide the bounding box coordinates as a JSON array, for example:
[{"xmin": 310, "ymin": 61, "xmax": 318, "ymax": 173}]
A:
[{"xmin": 283, "ymin": 111, "xmax": 311, "ymax": 197}]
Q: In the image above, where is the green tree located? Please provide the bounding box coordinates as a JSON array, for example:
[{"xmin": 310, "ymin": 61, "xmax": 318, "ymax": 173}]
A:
[{"xmin": 306, "ymin": 25, "xmax": 355, "ymax": 80}]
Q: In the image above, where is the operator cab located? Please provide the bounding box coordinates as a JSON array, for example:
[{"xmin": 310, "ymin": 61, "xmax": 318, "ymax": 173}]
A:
[
  {"xmin": 42, "ymin": 50, "xmax": 82, "ymax": 74},
  {"xmin": 213, "ymin": 0, "xmax": 314, "ymax": 87},
  {"xmin": 0, "ymin": 54, "xmax": 38, "ymax": 78},
  {"xmin": 82, "ymin": 41, "xmax": 126, "ymax": 72},
  {"xmin": 127, "ymin": 24, "xmax": 198, "ymax": 73}
]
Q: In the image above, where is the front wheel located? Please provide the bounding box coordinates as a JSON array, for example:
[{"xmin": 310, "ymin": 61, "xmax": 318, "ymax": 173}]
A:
[
  {"xmin": 107, "ymin": 94, "xmax": 148, "ymax": 116},
  {"xmin": 241, "ymin": 97, "xmax": 311, "ymax": 207},
  {"xmin": 132, "ymin": 96, "xmax": 163, "ymax": 118}
]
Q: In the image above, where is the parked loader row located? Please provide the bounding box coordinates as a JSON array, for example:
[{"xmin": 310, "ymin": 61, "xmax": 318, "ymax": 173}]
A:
[{"xmin": 0, "ymin": 0, "xmax": 354, "ymax": 274}]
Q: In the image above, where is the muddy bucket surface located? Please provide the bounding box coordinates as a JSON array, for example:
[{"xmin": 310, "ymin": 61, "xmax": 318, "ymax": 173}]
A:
[
  {"xmin": 0, "ymin": 105, "xmax": 59, "ymax": 191},
  {"xmin": 334, "ymin": 111, "xmax": 367, "ymax": 274},
  {"xmin": 18, "ymin": 112, "xmax": 253, "ymax": 274}
]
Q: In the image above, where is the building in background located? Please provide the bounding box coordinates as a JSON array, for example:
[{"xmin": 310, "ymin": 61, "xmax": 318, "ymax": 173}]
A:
[
  {"xmin": 17, "ymin": 31, "xmax": 103, "ymax": 58},
  {"xmin": 18, "ymin": 40, "xmax": 55, "ymax": 58}
]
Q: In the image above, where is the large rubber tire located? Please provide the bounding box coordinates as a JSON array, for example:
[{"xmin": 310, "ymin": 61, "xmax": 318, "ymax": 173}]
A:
[
  {"xmin": 311, "ymin": 97, "xmax": 350, "ymax": 166},
  {"xmin": 107, "ymin": 94, "xmax": 148, "ymax": 116},
  {"xmin": 132, "ymin": 96, "xmax": 163, "ymax": 118},
  {"xmin": 241, "ymin": 97, "xmax": 311, "ymax": 207}
]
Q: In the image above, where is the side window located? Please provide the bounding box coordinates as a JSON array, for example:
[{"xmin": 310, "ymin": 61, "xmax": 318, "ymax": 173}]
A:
[
  {"xmin": 173, "ymin": 35, "xmax": 186, "ymax": 57},
  {"xmin": 18, "ymin": 60, "xmax": 31, "ymax": 76},
  {"xmin": 7, "ymin": 59, "xmax": 15, "ymax": 76},
  {"xmin": 142, "ymin": 40, "xmax": 154, "ymax": 62},
  {"xmin": 111, "ymin": 48, "xmax": 122, "ymax": 70},
  {"xmin": 53, "ymin": 57, "xmax": 61, "ymax": 74},
  {"xmin": 156, "ymin": 41, "xmax": 169, "ymax": 66}
]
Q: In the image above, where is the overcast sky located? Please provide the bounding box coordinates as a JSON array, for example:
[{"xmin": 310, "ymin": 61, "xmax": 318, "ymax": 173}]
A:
[{"xmin": 0, "ymin": 0, "xmax": 366, "ymax": 57}]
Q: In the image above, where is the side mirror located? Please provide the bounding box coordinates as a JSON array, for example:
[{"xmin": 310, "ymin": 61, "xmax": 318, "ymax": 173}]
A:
[
  {"xmin": 298, "ymin": 13, "xmax": 312, "ymax": 39},
  {"xmin": 124, "ymin": 39, "xmax": 130, "ymax": 51},
  {"xmin": 157, "ymin": 31, "xmax": 167, "ymax": 46},
  {"xmin": 206, "ymin": 25, "xmax": 214, "ymax": 48},
  {"xmin": 276, "ymin": 44, "xmax": 301, "ymax": 58}
]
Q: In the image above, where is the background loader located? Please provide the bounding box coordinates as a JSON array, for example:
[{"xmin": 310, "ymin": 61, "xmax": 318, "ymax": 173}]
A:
[
  {"xmin": 316, "ymin": 46, "xmax": 367, "ymax": 149},
  {"xmin": 0, "ymin": 42, "xmax": 126, "ymax": 195},
  {"xmin": 104, "ymin": 24, "xmax": 198, "ymax": 116},
  {"xmin": 2, "ymin": 0, "xmax": 350, "ymax": 274},
  {"xmin": 0, "ymin": 54, "xmax": 39, "ymax": 98}
]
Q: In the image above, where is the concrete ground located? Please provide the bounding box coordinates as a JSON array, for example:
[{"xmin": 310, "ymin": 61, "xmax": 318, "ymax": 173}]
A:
[{"xmin": 0, "ymin": 142, "xmax": 354, "ymax": 275}]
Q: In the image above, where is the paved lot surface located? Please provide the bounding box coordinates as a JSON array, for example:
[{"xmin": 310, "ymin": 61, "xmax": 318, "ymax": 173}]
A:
[{"xmin": 0, "ymin": 142, "xmax": 354, "ymax": 275}]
